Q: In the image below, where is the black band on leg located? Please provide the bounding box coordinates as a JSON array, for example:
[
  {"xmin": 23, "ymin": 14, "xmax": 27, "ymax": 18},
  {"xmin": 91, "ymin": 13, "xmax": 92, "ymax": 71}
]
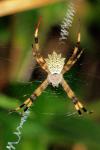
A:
[
  {"xmin": 20, "ymin": 103, "xmax": 25, "ymax": 108},
  {"xmin": 24, "ymin": 107, "xmax": 28, "ymax": 112},
  {"xmin": 76, "ymin": 41, "xmax": 80, "ymax": 45},
  {"xmin": 78, "ymin": 110, "xmax": 82, "ymax": 115},
  {"xmin": 82, "ymin": 107, "xmax": 87, "ymax": 112},
  {"xmin": 76, "ymin": 42, "xmax": 81, "ymax": 51},
  {"xmin": 30, "ymin": 94, "xmax": 37, "ymax": 102},
  {"xmin": 72, "ymin": 97, "xmax": 78, "ymax": 104},
  {"xmin": 35, "ymin": 37, "xmax": 38, "ymax": 43}
]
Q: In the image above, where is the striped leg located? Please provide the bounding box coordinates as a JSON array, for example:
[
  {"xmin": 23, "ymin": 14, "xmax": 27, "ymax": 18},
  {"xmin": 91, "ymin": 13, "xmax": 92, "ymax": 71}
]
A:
[
  {"xmin": 62, "ymin": 47, "xmax": 78, "ymax": 74},
  {"xmin": 34, "ymin": 16, "xmax": 42, "ymax": 51},
  {"xmin": 61, "ymin": 79, "xmax": 87, "ymax": 115},
  {"xmin": 62, "ymin": 31, "xmax": 82, "ymax": 74},
  {"xmin": 12, "ymin": 78, "xmax": 49, "ymax": 112},
  {"xmin": 33, "ymin": 16, "xmax": 49, "ymax": 73}
]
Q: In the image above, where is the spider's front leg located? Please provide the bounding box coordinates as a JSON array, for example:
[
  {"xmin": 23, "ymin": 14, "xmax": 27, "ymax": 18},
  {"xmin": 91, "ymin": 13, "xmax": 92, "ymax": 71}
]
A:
[
  {"xmin": 12, "ymin": 78, "xmax": 49, "ymax": 113},
  {"xmin": 61, "ymin": 79, "xmax": 88, "ymax": 115},
  {"xmin": 62, "ymin": 30, "xmax": 83, "ymax": 74},
  {"xmin": 32, "ymin": 17, "xmax": 49, "ymax": 73}
]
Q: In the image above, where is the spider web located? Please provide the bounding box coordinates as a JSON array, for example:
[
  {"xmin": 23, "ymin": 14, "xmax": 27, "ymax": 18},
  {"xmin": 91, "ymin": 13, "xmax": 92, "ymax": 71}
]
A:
[
  {"xmin": 0, "ymin": 2, "xmax": 99, "ymax": 150},
  {"xmin": 1, "ymin": 55, "xmax": 98, "ymax": 117},
  {"xmin": 0, "ymin": 0, "xmax": 89, "ymax": 118},
  {"xmin": 1, "ymin": 43, "xmax": 99, "ymax": 150}
]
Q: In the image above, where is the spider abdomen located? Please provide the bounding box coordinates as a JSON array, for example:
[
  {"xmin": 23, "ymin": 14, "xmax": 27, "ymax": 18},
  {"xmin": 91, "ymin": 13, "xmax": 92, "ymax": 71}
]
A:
[{"xmin": 47, "ymin": 73, "xmax": 63, "ymax": 87}]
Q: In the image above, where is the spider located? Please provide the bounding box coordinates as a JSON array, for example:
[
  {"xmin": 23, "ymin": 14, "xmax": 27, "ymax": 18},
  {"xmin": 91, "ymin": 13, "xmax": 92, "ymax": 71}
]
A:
[{"xmin": 13, "ymin": 18, "xmax": 89, "ymax": 115}]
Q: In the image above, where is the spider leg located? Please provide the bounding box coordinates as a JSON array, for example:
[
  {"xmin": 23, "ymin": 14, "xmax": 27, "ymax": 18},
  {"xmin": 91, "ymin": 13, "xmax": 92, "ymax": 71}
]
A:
[
  {"xmin": 12, "ymin": 78, "xmax": 49, "ymax": 113},
  {"xmin": 34, "ymin": 16, "xmax": 42, "ymax": 51},
  {"xmin": 61, "ymin": 79, "xmax": 88, "ymax": 115},
  {"xmin": 32, "ymin": 16, "xmax": 49, "ymax": 73},
  {"xmin": 62, "ymin": 30, "xmax": 82, "ymax": 74},
  {"xmin": 65, "ymin": 49, "xmax": 83, "ymax": 73},
  {"xmin": 62, "ymin": 47, "xmax": 78, "ymax": 74}
]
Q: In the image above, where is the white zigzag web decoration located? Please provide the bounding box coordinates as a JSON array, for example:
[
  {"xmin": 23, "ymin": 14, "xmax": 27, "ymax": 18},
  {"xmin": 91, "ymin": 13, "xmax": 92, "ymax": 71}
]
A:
[
  {"xmin": 59, "ymin": 0, "xmax": 76, "ymax": 41},
  {"xmin": 6, "ymin": 110, "xmax": 30, "ymax": 150}
]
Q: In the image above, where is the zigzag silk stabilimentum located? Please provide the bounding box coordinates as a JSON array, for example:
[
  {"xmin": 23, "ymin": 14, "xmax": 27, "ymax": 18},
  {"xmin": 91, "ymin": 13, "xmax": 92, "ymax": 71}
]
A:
[
  {"xmin": 6, "ymin": 110, "xmax": 30, "ymax": 150},
  {"xmin": 59, "ymin": 1, "xmax": 76, "ymax": 41}
]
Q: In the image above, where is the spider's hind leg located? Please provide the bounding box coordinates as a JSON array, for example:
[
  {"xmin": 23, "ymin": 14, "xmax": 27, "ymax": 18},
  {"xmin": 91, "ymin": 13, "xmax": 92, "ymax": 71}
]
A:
[
  {"xmin": 61, "ymin": 79, "xmax": 89, "ymax": 115},
  {"xmin": 10, "ymin": 97, "xmax": 34, "ymax": 114},
  {"xmin": 72, "ymin": 97, "xmax": 87, "ymax": 115},
  {"xmin": 16, "ymin": 97, "xmax": 34, "ymax": 112},
  {"xmin": 10, "ymin": 78, "xmax": 49, "ymax": 114}
]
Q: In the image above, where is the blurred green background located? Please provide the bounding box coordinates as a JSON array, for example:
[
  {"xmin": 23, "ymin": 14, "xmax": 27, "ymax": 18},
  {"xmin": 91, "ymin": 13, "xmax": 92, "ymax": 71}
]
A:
[{"xmin": 0, "ymin": 0, "xmax": 100, "ymax": 150}]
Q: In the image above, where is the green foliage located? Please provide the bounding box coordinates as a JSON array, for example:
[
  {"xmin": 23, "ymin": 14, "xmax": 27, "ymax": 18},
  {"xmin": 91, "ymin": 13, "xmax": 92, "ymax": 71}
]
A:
[{"xmin": 0, "ymin": 81, "xmax": 100, "ymax": 150}]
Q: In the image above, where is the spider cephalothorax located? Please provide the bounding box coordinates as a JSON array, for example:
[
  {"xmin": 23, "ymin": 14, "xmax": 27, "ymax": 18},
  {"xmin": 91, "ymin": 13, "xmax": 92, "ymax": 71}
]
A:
[{"xmin": 13, "ymin": 18, "xmax": 91, "ymax": 115}]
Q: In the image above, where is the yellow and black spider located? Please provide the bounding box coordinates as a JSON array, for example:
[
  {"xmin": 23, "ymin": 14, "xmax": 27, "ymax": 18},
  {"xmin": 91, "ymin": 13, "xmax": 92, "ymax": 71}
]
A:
[{"xmin": 13, "ymin": 17, "xmax": 90, "ymax": 115}]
